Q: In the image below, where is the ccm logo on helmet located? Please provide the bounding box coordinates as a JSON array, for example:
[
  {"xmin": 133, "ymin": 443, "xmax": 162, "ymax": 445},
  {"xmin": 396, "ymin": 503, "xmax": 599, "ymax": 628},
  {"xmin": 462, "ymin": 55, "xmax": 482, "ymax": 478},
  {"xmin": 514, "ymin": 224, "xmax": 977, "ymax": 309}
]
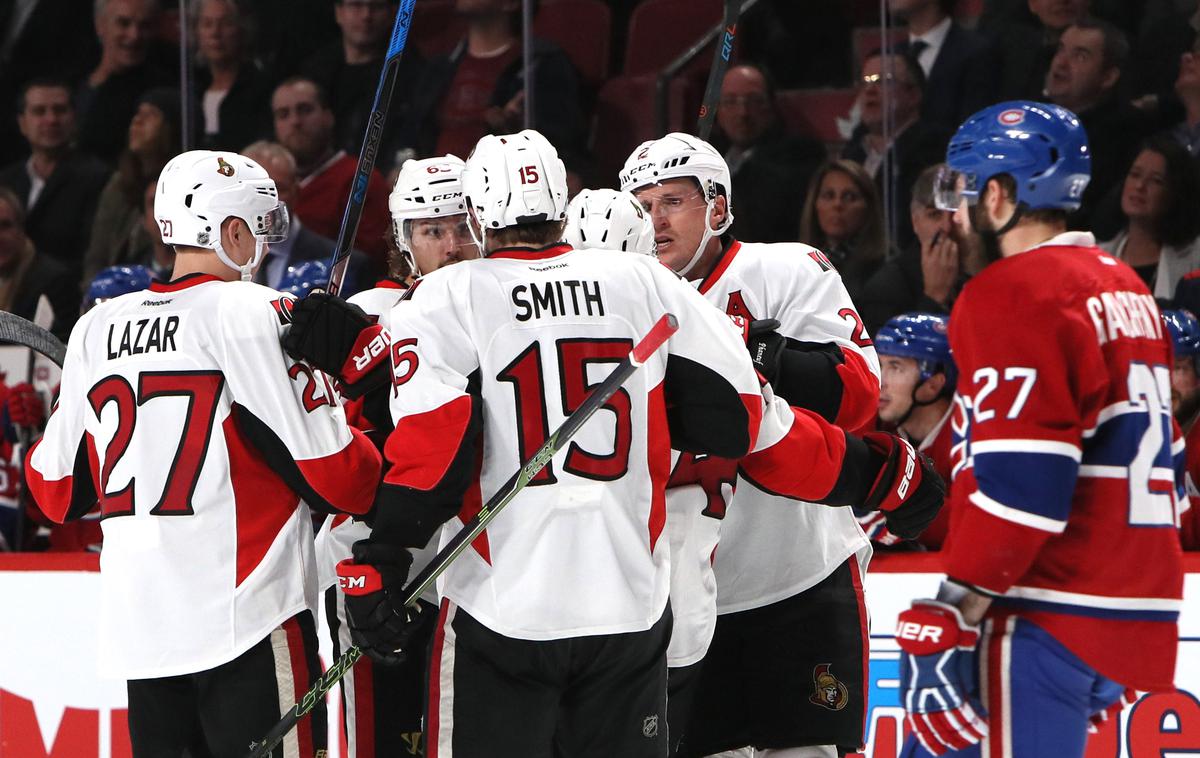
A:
[
  {"xmin": 897, "ymin": 621, "xmax": 943, "ymax": 644},
  {"xmin": 431, "ymin": 192, "xmax": 463, "ymax": 202}
]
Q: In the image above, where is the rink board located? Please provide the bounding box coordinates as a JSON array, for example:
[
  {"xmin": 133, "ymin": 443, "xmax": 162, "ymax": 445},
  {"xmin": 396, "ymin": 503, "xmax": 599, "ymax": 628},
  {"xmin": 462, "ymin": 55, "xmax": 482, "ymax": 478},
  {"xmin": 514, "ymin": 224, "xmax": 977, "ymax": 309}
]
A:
[{"xmin": 1, "ymin": 552, "xmax": 1197, "ymax": 757}]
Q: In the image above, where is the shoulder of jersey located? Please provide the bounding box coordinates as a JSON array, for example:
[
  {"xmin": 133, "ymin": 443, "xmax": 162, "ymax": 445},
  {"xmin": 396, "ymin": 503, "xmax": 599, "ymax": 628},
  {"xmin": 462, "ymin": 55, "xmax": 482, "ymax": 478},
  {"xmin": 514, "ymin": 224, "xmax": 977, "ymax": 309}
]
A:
[
  {"xmin": 734, "ymin": 241, "xmax": 831, "ymax": 277},
  {"xmin": 964, "ymin": 243, "xmax": 1129, "ymax": 307}
]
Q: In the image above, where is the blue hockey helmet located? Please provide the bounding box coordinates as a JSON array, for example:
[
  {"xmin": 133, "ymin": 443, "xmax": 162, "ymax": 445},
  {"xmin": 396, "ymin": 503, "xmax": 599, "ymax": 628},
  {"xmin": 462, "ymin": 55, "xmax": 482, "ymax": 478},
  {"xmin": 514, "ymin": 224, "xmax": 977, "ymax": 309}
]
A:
[
  {"xmin": 83, "ymin": 265, "xmax": 153, "ymax": 312},
  {"xmin": 279, "ymin": 260, "xmax": 329, "ymax": 298},
  {"xmin": 1163, "ymin": 309, "xmax": 1200, "ymax": 366},
  {"xmin": 934, "ymin": 101, "xmax": 1091, "ymax": 213},
  {"xmin": 874, "ymin": 312, "xmax": 957, "ymax": 391}
]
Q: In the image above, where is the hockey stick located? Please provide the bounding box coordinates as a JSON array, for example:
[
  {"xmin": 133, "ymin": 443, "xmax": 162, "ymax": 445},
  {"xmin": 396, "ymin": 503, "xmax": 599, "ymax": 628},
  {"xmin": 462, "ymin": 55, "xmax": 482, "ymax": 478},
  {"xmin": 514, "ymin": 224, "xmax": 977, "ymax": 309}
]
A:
[
  {"xmin": 247, "ymin": 313, "xmax": 680, "ymax": 758},
  {"xmin": 0, "ymin": 312, "xmax": 65, "ymax": 368},
  {"xmin": 695, "ymin": 0, "xmax": 741, "ymax": 141},
  {"xmin": 323, "ymin": 0, "xmax": 418, "ymax": 298}
]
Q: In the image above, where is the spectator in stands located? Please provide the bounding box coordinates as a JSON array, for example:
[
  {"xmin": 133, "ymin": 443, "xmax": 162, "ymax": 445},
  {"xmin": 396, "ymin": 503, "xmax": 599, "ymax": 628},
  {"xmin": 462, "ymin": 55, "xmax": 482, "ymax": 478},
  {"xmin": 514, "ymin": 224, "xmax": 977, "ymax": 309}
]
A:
[
  {"xmin": 891, "ymin": 0, "xmax": 996, "ymax": 131},
  {"xmin": 193, "ymin": 0, "xmax": 271, "ymax": 151},
  {"xmin": 712, "ymin": 64, "xmax": 825, "ymax": 244},
  {"xmin": 842, "ymin": 49, "xmax": 950, "ymax": 249},
  {"xmin": 1045, "ymin": 18, "xmax": 1150, "ymax": 229},
  {"xmin": 302, "ymin": 0, "xmax": 423, "ymax": 172},
  {"xmin": 1170, "ymin": 36, "xmax": 1200, "ymax": 158},
  {"xmin": 75, "ymin": 0, "xmax": 174, "ymax": 165},
  {"xmin": 241, "ymin": 140, "xmax": 369, "ymax": 294},
  {"xmin": 1100, "ymin": 136, "xmax": 1200, "ymax": 298},
  {"xmin": 271, "ymin": 76, "xmax": 391, "ymax": 264},
  {"xmin": 139, "ymin": 179, "xmax": 174, "ymax": 281},
  {"xmin": 0, "ymin": 189, "xmax": 78, "ymax": 338},
  {"xmin": 987, "ymin": 0, "xmax": 1090, "ymax": 101},
  {"xmin": 410, "ymin": 0, "xmax": 586, "ymax": 160},
  {"xmin": 858, "ymin": 164, "xmax": 967, "ymax": 334},
  {"xmin": 799, "ymin": 159, "xmax": 889, "ymax": 303},
  {"xmin": 0, "ymin": 78, "xmax": 110, "ymax": 280},
  {"xmin": 83, "ymin": 87, "xmax": 181, "ymax": 283}
]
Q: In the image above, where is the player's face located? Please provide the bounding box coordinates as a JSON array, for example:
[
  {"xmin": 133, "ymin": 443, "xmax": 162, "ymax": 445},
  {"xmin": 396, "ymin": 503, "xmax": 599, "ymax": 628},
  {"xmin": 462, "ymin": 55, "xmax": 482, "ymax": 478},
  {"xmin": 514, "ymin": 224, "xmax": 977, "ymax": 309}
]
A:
[
  {"xmin": 879, "ymin": 356, "xmax": 921, "ymax": 423},
  {"xmin": 634, "ymin": 178, "xmax": 715, "ymax": 274},
  {"xmin": 17, "ymin": 86, "xmax": 73, "ymax": 152},
  {"xmin": 1172, "ymin": 356, "xmax": 1200, "ymax": 413},
  {"xmin": 718, "ymin": 67, "xmax": 774, "ymax": 148},
  {"xmin": 197, "ymin": 0, "xmax": 241, "ymax": 67},
  {"xmin": 1045, "ymin": 27, "xmax": 1113, "ymax": 109},
  {"xmin": 1028, "ymin": 0, "xmax": 1088, "ymax": 30},
  {"xmin": 408, "ymin": 215, "xmax": 477, "ymax": 274},
  {"xmin": 128, "ymin": 102, "xmax": 165, "ymax": 154},
  {"xmin": 815, "ymin": 170, "xmax": 868, "ymax": 247},
  {"xmin": 1121, "ymin": 149, "xmax": 1169, "ymax": 223},
  {"xmin": 272, "ymin": 83, "xmax": 334, "ymax": 164},
  {"xmin": 97, "ymin": 0, "xmax": 156, "ymax": 70},
  {"xmin": 335, "ymin": 0, "xmax": 396, "ymax": 50}
]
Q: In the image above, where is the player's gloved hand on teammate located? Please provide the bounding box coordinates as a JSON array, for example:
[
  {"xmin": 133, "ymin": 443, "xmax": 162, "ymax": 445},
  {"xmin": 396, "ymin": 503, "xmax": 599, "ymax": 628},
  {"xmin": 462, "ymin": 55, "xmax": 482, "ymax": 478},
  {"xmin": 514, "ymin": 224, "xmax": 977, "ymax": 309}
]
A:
[
  {"xmin": 745, "ymin": 319, "xmax": 784, "ymax": 382},
  {"xmin": 896, "ymin": 599, "xmax": 988, "ymax": 755},
  {"xmin": 7, "ymin": 383, "xmax": 44, "ymax": 430},
  {"xmin": 282, "ymin": 293, "xmax": 392, "ymax": 399},
  {"xmin": 860, "ymin": 431, "xmax": 944, "ymax": 539},
  {"xmin": 336, "ymin": 539, "xmax": 431, "ymax": 666}
]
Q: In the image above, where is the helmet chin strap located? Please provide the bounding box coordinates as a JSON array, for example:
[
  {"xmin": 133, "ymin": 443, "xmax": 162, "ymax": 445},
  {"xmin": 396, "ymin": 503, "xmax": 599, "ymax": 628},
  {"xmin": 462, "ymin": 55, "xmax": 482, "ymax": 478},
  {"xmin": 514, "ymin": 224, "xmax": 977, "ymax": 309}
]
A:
[
  {"xmin": 213, "ymin": 237, "xmax": 266, "ymax": 282},
  {"xmin": 677, "ymin": 196, "xmax": 734, "ymax": 279}
]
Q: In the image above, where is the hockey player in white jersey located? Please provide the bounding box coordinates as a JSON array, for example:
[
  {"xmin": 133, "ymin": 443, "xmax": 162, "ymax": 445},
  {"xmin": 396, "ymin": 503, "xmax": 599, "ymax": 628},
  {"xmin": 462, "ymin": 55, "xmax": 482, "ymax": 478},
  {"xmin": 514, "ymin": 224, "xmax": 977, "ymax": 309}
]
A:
[
  {"xmin": 316, "ymin": 154, "xmax": 475, "ymax": 758},
  {"xmin": 564, "ymin": 187, "xmax": 658, "ymax": 255},
  {"xmin": 25, "ymin": 150, "xmax": 382, "ymax": 758},
  {"xmin": 622, "ymin": 134, "xmax": 892, "ymax": 757}
]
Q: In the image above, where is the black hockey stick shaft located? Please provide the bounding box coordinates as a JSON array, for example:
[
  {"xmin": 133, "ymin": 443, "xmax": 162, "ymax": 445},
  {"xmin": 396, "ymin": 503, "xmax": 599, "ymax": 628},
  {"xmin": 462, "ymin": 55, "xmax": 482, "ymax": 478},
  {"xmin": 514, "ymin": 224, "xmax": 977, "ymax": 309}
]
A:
[
  {"xmin": 324, "ymin": 0, "xmax": 417, "ymax": 297},
  {"xmin": 695, "ymin": 0, "xmax": 741, "ymax": 141},
  {"xmin": 0, "ymin": 312, "xmax": 65, "ymax": 368},
  {"xmin": 247, "ymin": 313, "xmax": 680, "ymax": 758}
]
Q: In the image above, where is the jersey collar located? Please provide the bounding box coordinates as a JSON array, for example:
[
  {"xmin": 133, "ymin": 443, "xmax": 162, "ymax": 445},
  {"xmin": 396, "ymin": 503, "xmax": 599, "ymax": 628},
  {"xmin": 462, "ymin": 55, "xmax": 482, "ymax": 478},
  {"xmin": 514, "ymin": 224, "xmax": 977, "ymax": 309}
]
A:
[
  {"xmin": 697, "ymin": 239, "xmax": 742, "ymax": 295},
  {"xmin": 374, "ymin": 278, "xmax": 407, "ymax": 289},
  {"xmin": 488, "ymin": 243, "xmax": 574, "ymax": 261},
  {"xmin": 150, "ymin": 273, "xmax": 224, "ymax": 292}
]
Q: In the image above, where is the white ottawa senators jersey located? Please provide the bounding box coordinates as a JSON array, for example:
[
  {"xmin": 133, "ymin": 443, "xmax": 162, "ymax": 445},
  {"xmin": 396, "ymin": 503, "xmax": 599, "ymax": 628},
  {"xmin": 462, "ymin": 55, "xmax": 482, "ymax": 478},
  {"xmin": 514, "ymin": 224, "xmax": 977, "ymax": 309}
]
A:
[
  {"xmin": 695, "ymin": 241, "xmax": 880, "ymax": 613},
  {"xmin": 27, "ymin": 273, "xmax": 380, "ymax": 679},
  {"xmin": 381, "ymin": 244, "xmax": 764, "ymax": 640},
  {"xmin": 945, "ymin": 232, "xmax": 1184, "ymax": 693}
]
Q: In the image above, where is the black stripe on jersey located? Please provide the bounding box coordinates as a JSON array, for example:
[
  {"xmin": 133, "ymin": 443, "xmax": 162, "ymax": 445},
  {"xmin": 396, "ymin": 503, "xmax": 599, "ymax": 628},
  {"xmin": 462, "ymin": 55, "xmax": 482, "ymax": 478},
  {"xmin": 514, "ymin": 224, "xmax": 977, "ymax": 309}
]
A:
[
  {"xmin": 771, "ymin": 340, "xmax": 847, "ymax": 423},
  {"xmin": 663, "ymin": 354, "xmax": 753, "ymax": 459}
]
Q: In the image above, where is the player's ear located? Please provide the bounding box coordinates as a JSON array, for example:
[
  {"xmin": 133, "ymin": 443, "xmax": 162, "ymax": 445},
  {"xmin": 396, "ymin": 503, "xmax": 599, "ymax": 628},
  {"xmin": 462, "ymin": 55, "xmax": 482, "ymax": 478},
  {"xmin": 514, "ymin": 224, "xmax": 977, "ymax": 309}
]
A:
[
  {"xmin": 916, "ymin": 373, "xmax": 946, "ymax": 402},
  {"xmin": 711, "ymin": 194, "xmax": 728, "ymax": 229}
]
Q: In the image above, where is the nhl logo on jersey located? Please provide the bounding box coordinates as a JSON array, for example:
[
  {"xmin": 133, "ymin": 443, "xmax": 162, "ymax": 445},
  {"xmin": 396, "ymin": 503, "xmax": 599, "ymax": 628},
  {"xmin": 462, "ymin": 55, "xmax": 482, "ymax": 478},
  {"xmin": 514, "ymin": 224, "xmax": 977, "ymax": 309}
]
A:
[
  {"xmin": 997, "ymin": 108, "xmax": 1026, "ymax": 126},
  {"xmin": 642, "ymin": 714, "xmax": 659, "ymax": 738},
  {"xmin": 216, "ymin": 156, "xmax": 236, "ymax": 177},
  {"xmin": 808, "ymin": 663, "xmax": 849, "ymax": 711}
]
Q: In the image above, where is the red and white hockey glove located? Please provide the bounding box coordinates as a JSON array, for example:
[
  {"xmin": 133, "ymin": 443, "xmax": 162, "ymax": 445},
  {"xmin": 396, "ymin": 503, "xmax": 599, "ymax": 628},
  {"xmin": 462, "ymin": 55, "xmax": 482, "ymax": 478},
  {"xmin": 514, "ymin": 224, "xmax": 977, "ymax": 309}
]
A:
[
  {"xmin": 896, "ymin": 599, "xmax": 988, "ymax": 755},
  {"xmin": 282, "ymin": 293, "xmax": 392, "ymax": 398},
  {"xmin": 7, "ymin": 383, "xmax": 44, "ymax": 430},
  {"xmin": 860, "ymin": 432, "xmax": 944, "ymax": 539},
  {"xmin": 336, "ymin": 540, "xmax": 432, "ymax": 666}
]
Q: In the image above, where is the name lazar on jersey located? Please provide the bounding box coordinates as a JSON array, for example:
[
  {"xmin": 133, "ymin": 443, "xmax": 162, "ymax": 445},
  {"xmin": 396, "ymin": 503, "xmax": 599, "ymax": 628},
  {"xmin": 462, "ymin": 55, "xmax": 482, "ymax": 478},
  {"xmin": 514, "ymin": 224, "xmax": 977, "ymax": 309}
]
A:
[
  {"xmin": 106, "ymin": 314, "xmax": 181, "ymax": 359},
  {"xmin": 510, "ymin": 278, "xmax": 605, "ymax": 322}
]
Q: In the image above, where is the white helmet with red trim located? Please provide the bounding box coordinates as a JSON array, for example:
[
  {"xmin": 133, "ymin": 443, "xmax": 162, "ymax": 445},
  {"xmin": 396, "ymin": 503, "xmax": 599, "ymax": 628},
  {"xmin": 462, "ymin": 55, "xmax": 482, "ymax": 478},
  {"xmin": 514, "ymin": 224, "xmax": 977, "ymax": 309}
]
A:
[
  {"xmin": 154, "ymin": 150, "xmax": 289, "ymax": 281},
  {"xmin": 619, "ymin": 132, "xmax": 734, "ymax": 276},
  {"xmin": 389, "ymin": 154, "xmax": 468, "ymax": 273},
  {"xmin": 461, "ymin": 130, "xmax": 568, "ymax": 254},
  {"xmin": 564, "ymin": 188, "xmax": 656, "ymax": 256}
]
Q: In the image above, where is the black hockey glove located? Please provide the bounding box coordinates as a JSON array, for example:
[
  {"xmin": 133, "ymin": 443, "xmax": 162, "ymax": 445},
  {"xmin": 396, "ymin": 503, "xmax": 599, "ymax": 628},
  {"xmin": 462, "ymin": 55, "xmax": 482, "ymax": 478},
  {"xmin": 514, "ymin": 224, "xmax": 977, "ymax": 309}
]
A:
[
  {"xmin": 745, "ymin": 318, "xmax": 785, "ymax": 382},
  {"xmin": 282, "ymin": 293, "xmax": 391, "ymax": 398},
  {"xmin": 860, "ymin": 432, "xmax": 945, "ymax": 539},
  {"xmin": 335, "ymin": 539, "xmax": 433, "ymax": 666}
]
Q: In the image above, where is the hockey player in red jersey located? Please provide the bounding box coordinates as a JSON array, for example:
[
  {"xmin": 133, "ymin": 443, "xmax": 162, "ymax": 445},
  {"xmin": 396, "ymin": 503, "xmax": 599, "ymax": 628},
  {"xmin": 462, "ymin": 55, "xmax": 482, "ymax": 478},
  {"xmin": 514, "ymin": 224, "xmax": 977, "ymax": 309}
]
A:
[
  {"xmin": 1163, "ymin": 308, "xmax": 1200, "ymax": 549},
  {"xmin": 897, "ymin": 101, "xmax": 1185, "ymax": 758},
  {"xmin": 621, "ymin": 133, "xmax": 887, "ymax": 758},
  {"xmin": 25, "ymin": 150, "xmax": 382, "ymax": 758}
]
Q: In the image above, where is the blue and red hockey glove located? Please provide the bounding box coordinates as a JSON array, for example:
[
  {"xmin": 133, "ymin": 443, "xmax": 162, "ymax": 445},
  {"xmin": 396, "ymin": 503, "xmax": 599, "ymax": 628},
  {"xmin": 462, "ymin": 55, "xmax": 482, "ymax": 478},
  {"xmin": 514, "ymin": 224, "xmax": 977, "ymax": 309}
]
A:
[
  {"xmin": 336, "ymin": 540, "xmax": 432, "ymax": 666},
  {"xmin": 896, "ymin": 599, "xmax": 988, "ymax": 755}
]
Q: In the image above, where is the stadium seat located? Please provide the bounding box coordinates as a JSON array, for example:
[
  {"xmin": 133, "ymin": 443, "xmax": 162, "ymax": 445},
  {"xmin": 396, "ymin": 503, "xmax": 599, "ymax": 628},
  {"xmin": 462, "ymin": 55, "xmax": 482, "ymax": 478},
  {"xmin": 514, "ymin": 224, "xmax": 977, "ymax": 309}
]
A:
[
  {"xmin": 591, "ymin": 75, "xmax": 698, "ymax": 187},
  {"xmin": 775, "ymin": 88, "xmax": 858, "ymax": 146},
  {"xmin": 624, "ymin": 0, "xmax": 723, "ymax": 77},
  {"xmin": 534, "ymin": 0, "xmax": 612, "ymax": 89},
  {"xmin": 851, "ymin": 25, "xmax": 909, "ymax": 68},
  {"xmin": 412, "ymin": 0, "xmax": 466, "ymax": 57}
]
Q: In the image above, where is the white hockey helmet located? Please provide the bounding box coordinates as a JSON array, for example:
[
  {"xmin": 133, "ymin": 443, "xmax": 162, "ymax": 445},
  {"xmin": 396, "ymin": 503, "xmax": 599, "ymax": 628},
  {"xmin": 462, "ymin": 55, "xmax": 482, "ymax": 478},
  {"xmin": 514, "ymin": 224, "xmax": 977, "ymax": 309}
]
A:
[
  {"xmin": 155, "ymin": 150, "xmax": 288, "ymax": 281},
  {"xmin": 619, "ymin": 133, "xmax": 734, "ymax": 276},
  {"xmin": 389, "ymin": 154, "xmax": 468, "ymax": 273},
  {"xmin": 461, "ymin": 129, "xmax": 568, "ymax": 254},
  {"xmin": 564, "ymin": 188, "xmax": 657, "ymax": 256}
]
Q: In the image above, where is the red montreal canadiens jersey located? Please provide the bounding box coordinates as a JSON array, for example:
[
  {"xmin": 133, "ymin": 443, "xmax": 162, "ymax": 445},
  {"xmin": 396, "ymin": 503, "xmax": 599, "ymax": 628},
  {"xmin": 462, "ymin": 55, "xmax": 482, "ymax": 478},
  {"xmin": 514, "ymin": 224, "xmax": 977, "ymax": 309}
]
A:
[
  {"xmin": 945, "ymin": 233, "xmax": 1184, "ymax": 691},
  {"xmin": 695, "ymin": 241, "xmax": 878, "ymax": 612},
  {"xmin": 27, "ymin": 274, "xmax": 381, "ymax": 678},
  {"xmin": 381, "ymin": 245, "xmax": 765, "ymax": 640}
]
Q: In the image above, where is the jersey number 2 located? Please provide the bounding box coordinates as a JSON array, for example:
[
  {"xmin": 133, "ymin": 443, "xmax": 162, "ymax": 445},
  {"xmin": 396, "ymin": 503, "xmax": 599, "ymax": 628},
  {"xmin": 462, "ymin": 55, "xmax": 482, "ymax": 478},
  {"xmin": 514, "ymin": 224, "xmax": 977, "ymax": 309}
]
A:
[
  {"xmin": 498, "ymin": 338, "xmax": 633, "ymax": 484},
  {"xmin": 87, "ymin": 371, "xmax": 224, "ymax": 518}
]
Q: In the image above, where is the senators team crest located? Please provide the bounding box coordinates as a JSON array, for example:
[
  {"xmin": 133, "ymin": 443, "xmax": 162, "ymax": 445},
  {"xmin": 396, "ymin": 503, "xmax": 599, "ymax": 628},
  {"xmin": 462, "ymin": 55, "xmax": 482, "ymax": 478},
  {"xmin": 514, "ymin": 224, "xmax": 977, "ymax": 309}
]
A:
[{"xmin": 809, "ymin": 663, "xmax": 849, "ymax": 711}]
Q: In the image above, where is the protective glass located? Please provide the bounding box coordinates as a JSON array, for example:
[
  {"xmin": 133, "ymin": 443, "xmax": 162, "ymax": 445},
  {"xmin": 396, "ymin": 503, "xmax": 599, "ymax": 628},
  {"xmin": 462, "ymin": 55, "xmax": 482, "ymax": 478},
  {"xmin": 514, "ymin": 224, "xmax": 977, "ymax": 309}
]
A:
[
  {"xmin": 255, "ymin": 202, "xmax": 290, "ymax": 242},
  {"xmin": 933, "ymin": 165, "xmax": 978, "ymax": 212}
]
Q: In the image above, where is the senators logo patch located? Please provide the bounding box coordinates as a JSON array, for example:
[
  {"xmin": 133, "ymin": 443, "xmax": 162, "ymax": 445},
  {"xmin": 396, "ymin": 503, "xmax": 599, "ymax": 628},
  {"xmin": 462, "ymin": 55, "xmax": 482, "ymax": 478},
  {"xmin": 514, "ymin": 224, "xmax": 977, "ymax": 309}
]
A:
[
  {"xmin": 216, "ymin": 156, "xmax": 235, "ymax": 177},
  {"xmin": 809, "ymin": 663, "xmax": 849, "ymax": 711}
]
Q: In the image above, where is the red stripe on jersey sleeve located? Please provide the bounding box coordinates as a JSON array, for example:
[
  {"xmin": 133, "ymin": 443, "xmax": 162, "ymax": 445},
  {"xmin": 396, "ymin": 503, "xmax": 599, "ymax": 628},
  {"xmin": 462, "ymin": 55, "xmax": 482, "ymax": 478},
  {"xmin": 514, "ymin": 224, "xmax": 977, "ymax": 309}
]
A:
[
  {"xmin": 296, "ymin": 426, "xmax": 381, "ymax": 515},
  {"xmin": 383, "ymin": 396, "xmax": 474, "ymax": 491},
  {"xmin": 740, "ymin": 407, "xmax": 848, "ymax": 501},
  {"xmin": 833, "ymin": 347, "xmax": 880, "ymax": 432},
  {"xmin": 647, "ymin": 384, "xmax": 670, "ymax": 552},
  {"xmin": 23, "ymin": 438, "xmax": 75, "ymax": 524},
  {"xmin": 223, "ymin": 416, "xmax": 304, "ymax": 586}
]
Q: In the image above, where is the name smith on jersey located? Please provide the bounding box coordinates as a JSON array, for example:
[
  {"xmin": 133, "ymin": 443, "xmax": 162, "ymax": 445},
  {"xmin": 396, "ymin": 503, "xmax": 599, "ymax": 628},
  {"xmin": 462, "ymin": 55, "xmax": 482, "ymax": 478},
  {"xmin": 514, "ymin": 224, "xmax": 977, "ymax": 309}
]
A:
[
  {"xmin": 107, "ymin": 314, "xmax": 181, "ymax": 359},
  {"xmin": 511, "ymin": 279, "xmax": 605, "ymax": 322}
]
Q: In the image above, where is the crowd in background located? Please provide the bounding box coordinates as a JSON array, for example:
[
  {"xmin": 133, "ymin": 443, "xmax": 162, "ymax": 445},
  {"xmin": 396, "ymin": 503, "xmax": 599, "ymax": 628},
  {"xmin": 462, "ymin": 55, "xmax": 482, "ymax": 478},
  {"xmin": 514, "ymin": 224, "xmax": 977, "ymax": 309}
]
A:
[{"xmin": 3, "ymin": 0, "xmax": 1200, "ymax": 550}]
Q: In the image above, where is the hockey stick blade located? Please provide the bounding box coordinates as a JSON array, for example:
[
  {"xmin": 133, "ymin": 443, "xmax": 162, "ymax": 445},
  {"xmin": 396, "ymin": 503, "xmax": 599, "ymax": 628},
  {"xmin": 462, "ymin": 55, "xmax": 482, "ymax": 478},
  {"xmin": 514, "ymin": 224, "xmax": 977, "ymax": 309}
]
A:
[
  {"xmin": 324, "ymin": 0, "xmax": 417, "ymax": 297},
  {"xmin": 695, "ymin": 0, "xmax": 741, "ymax": 141},
  {"xmin": 246, "ymin": 312, "xmax": 679, "ymax": 758},
  {"xmin": 0, "ymin": 312, "xmax": 66, "ymax": 367}
]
